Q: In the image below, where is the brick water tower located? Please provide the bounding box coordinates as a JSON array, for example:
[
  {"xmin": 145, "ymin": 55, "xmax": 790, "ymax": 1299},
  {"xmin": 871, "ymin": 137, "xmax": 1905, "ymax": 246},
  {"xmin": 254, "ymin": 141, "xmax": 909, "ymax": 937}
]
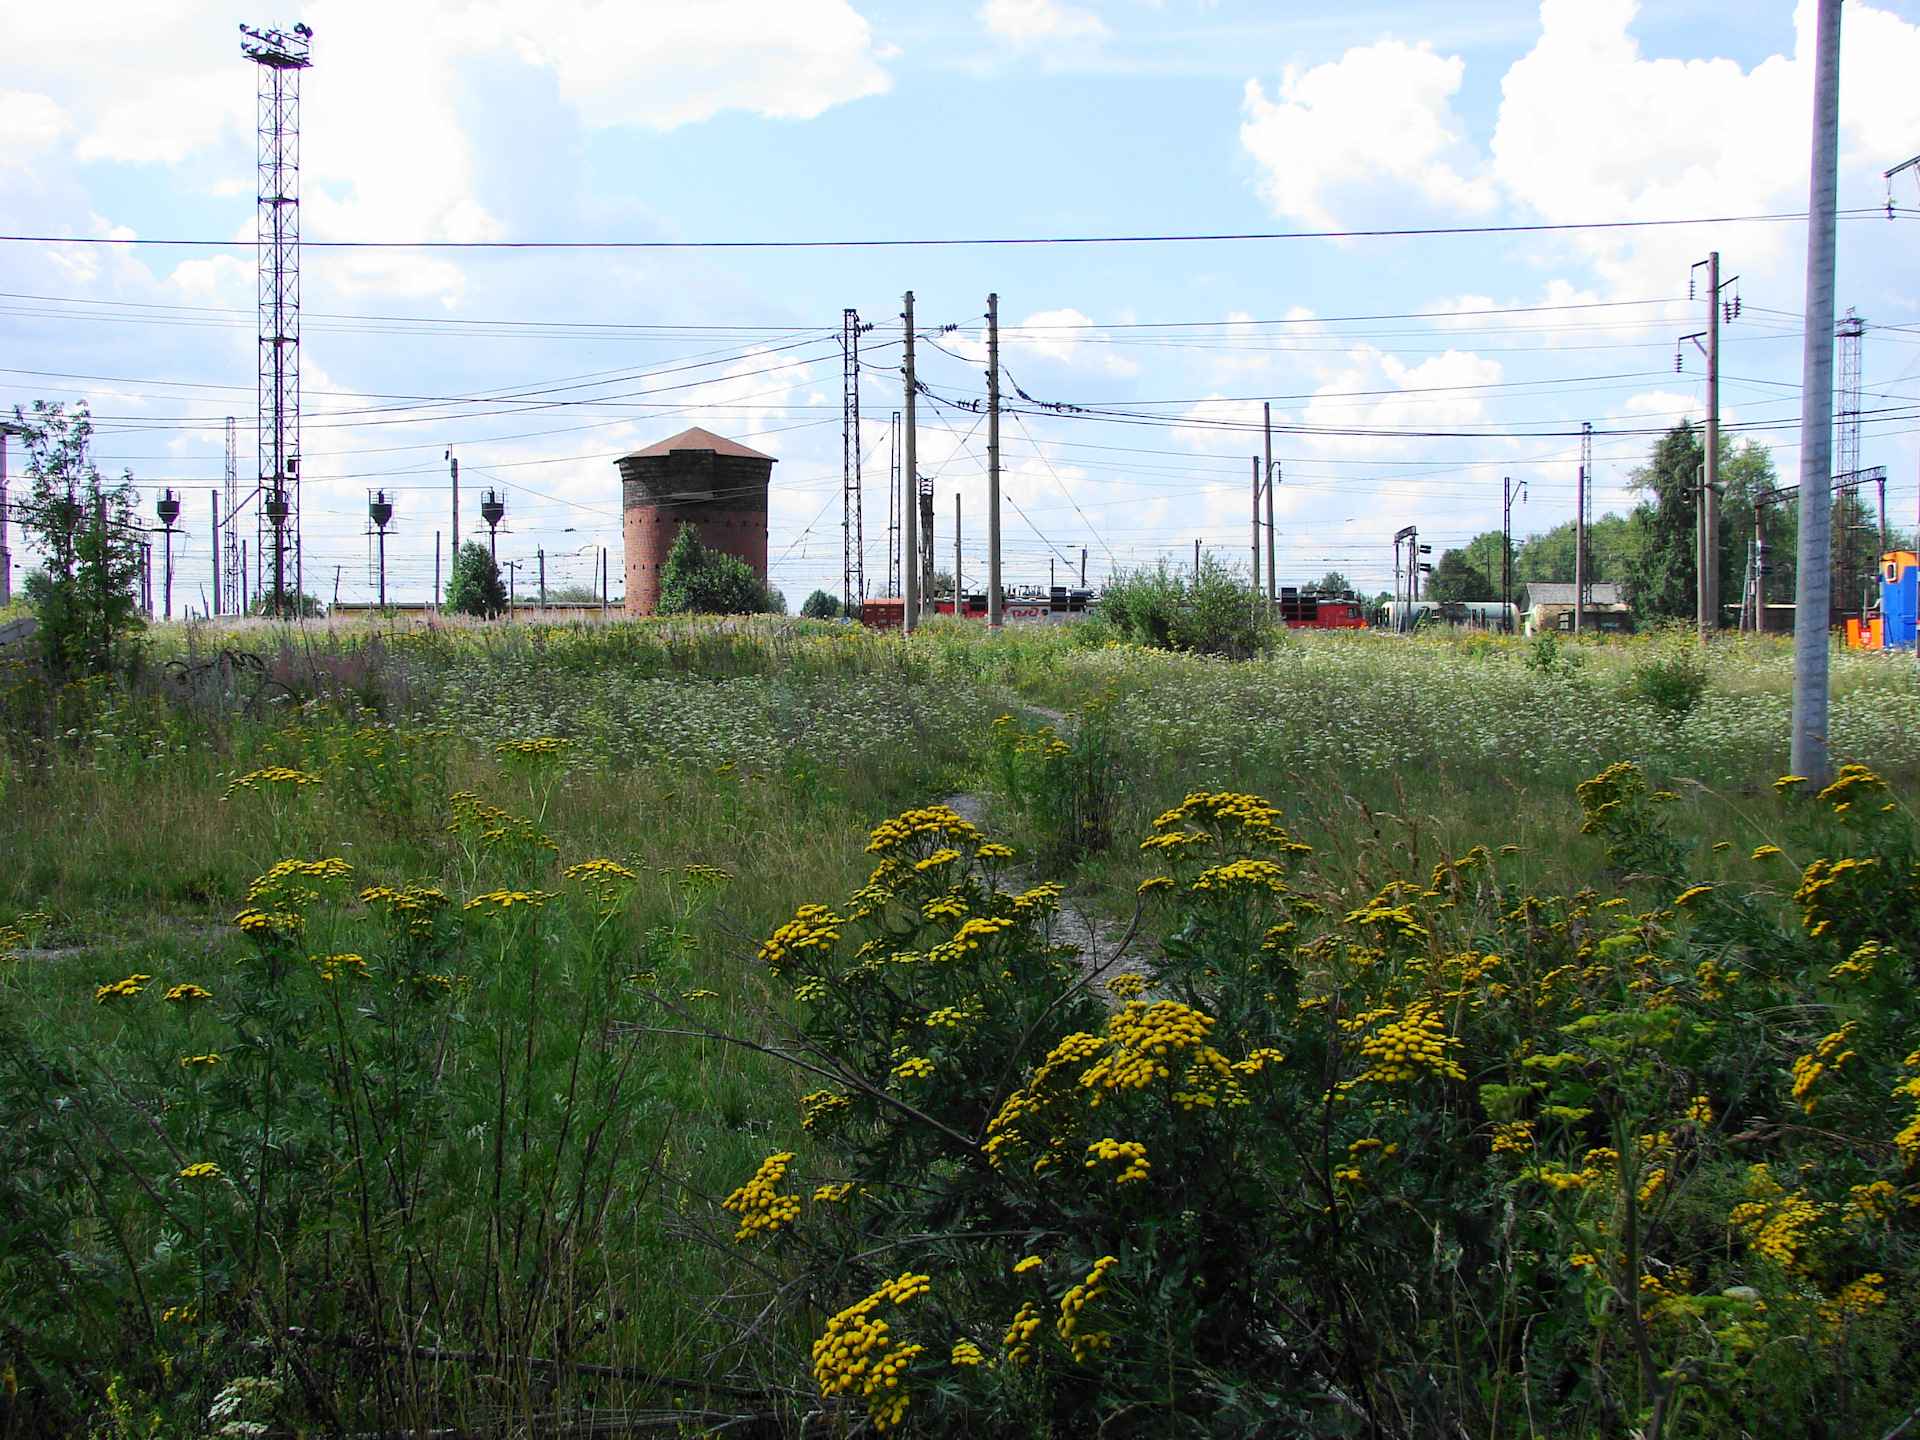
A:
[{"xmin": 616, "ymin": 427, "xmax": 775, "ymax": 616}]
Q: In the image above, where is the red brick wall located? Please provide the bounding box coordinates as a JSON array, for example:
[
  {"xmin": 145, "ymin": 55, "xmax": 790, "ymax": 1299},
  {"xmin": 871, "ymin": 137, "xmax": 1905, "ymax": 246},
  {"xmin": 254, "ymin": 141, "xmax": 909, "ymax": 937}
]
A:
[{"xmin": 624, "ymin": 506, "xmax": 769, "ymax": 616}]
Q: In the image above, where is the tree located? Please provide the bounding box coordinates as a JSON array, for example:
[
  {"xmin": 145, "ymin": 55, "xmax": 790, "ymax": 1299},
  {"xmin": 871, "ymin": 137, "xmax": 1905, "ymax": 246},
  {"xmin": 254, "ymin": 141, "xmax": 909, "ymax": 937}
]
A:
[
  {"xmin": 1424, "ymin": 548, "xmax": 1495, "ymax": 602},
  {"xmin": 799, "ymin": 590, "xmax": 843, "ymax": 619},
  {"xmin": 655, "ymin": 524, "xmax": 775, "ymax": 616},
  {"xmin": 1621, "ymin": 422, "xmax": 1705, "ymax": 621},
  {"xmin": 1512, "ymin": 515, "xmax": 1640, "ymax": 590},
  {"xmin": 13, "ymin": 401, "xmax": 144, "ymax": 678},
  {"xmin": 1312, "ymin": 570, "xmax": 1353, "ymax": 594},
  {"xmin": 445, "ymin": 541, "xmax": 506, "ymax": 618}
]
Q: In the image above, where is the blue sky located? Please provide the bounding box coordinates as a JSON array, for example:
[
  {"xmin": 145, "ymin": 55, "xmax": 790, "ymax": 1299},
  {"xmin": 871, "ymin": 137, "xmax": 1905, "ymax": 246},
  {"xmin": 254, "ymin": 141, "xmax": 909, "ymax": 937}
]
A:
[{"xmin": 5, "ymin": 0, "xmax": 1920, "ymax": 609}]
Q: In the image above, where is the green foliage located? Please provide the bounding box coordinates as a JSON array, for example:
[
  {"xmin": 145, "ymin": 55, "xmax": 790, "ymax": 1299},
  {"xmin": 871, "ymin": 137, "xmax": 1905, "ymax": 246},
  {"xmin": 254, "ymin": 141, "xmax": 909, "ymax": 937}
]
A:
[
  {"xmin": 246, "ymin": 589, "xmax": 323, "ymax": 618},
  {"xmin": 1514, "ymin": 513, "xmax": 1642, "ymax": 588},
  {"xmin": 990, "ymin": 696, "xmax": 1124, "ymax": 864},
  {"xmin": 1426, "ymin": 546, "xmax": 1497, "ymax": 601},
  {"xmin": 1631, "ymin": 646, "xmax": 1712, "ymax": 718},
  {"xmin": 800, "ymin": 588, "xmax": 844, "ymax": 619},
  {"xmin": 12, "ymin": 401, "xmax": 145, "ymax": 678},
  {"xmin": 717, "ymin": 770, "xmax": 1920, "ymax": 1438},
  {"xmin": 657, "ymin": 523, "xmax": 775, "ymax": 616},
  {"xmin": 1312, "ymin": 570, "xmax": 1353, "ymax": 593},
  {"xmin": 1095, "ymin": 556, "xmax": 1274, "ymax": 658},
  {"xmin": 444, "ymin": 540, "xmax": 506, "ymax": 618}
]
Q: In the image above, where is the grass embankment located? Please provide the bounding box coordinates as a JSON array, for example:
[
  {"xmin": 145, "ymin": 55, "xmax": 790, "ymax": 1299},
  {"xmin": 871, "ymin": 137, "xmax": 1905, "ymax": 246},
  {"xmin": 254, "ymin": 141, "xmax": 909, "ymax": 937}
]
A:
[{"xmin": 1, "ymin": 617, "xmax": 1916, "ymax": 1436}]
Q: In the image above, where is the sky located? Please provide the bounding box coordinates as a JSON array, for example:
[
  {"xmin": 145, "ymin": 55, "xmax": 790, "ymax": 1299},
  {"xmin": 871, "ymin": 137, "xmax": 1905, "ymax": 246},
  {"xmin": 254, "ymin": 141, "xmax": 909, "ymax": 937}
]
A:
[{"xmin": 5, "ymin": 0, "xmax": 1920, "ymax": 611}]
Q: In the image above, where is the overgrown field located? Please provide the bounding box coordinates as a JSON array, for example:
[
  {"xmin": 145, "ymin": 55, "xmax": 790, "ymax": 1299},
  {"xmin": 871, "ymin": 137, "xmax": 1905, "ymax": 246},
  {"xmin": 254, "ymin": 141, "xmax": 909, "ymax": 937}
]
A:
[{"xmin": 2, "ymin": 618, "xmax": 1917, "ymax": 1438}]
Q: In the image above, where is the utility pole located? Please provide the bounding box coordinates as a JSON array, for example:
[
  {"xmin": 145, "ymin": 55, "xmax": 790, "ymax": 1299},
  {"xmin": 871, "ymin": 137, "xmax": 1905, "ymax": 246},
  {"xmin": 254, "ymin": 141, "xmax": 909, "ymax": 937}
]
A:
[
  {"xmin": 1263, "ymin": 403, "xmax": 1276, "ymax": 603},
  {"xmin": 1250, "ymin": 457, "xmax": 1262, "ymax": 593},
  {"xmin": 1793, "ymin": 0, "xmax": 1842, "ymax": 789},
  {"xmin": 222, "ymin": 416, "xmax": 240, "ymax": 615},
  {"xmin": 0, "ymin": 422, "xmax": 26, "ymax": 606},
  {"xmin": 447, "ymin": 449, "xmax": 459, "ymax": 585},
  {"xmin": 538, "ymin": 547, "xmax": 546, "ymax": 611},
  {"xmin": 211, "ymin": 490, "xmax": 221, "ymax": 613},
  {"xmin": 1834, "ymin": 310, "xmax": 1866, "ymax": 623},
  {"xmin": 986, "ymin": 293, "xmax": 1002, "ymax": 630},
  {"xmin": 954, "ymin": 493, "xmax": 962, "ymax": 616},
  {"xmin": 1502, "ymin": 475, "xmax": 1526, "ymax": 618},
  {"xmin": 601, "ymin": 546, "xmax": 608, "ymax": 622},
  {"xmin": 1574, "ymin": 423, "xmax": 1592, "ymax": 636},
  {"xmin": 1080, "ymin": 547, "xmax": 1087, "ymax": 587},
  {"xmin": 1686, "ymin": 251, "xmax": 1727, "ymax": 638},
  {"xmin": 505, "ymin": 559, "xmax": 518, "ymax": 623},
  {"xmin": 902, "ymin": 291, "xmax": 919, "ymax": 631},
  {"xmin": 434, "ymin": 530, "xmax": 440, "ymax": 607}
]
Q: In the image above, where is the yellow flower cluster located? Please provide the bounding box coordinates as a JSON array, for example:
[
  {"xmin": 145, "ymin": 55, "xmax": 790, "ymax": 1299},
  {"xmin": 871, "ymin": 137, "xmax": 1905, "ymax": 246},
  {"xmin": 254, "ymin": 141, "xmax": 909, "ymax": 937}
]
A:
[
  {"xmin": 1490, "ymin": 1121, "xmax": 1534, "ymax": 1155},
  {"xmin": 1231, "ymin": 1048, "xmax": 1285, "ymax": 1075},
  {"xmin": 447, "ymin": 792, "xmax": 558, "ymax": 855},
  {"xmin": 1729, "ymin": 1165, "xmax": 1829, "ymax": 1274},
  {"xmin": 1085, "ymin": 1138, "xmax": 1150, "ymax": 1184},
  {"xmin": 1003, "ymin": 1301, "xmax": 1043, "ymax": 1363},
  {"xmin": 801, "ymin": 1090, "xmax": 852, "ymax": 1132},
  {"xmin": 177, "ymin": 1162, "xmax": 222, "ymax": 1181},
  {"xmin": 892, "ymin": 1055, "xmax": 935, "ymax": 1080},
  {"xmin": 179, "ymin": 1053, "xmax": 221, "ymax": 1068},
  {"xmin": 760, "ymin": 904, "xmax": 843, "ymax": 974},
  {"xmin": 1687, "ymin": 1095, "xmax": 1715, "ymax": 1124},
  {"xmin": 163, "ymin": 983, "xmax": 213, "ymax": 1004},
  {"xmin": 494, "ymin": 736, "xmax": 570, "ymax": 757},
  {"xmin": 357, "ymin": 881, "xmax": 451, "ymax": 938},
  {"xmin": 865, "ymin": 806, "xmax": 982, "ymax": 857},
  {"xmin": 1013, "ymin": 1255, "xmax": 1045, "ymax": 1274},
  {"xmin": 1817, "ymin": 1272, "xmax": 1886, "ymax": 1326},
  {"xmin": 813, "ymin": 1182, "xmax": 854, "ymax": 1203},
  {"xmin": 1057, "ymin": 1254, "xmax": 1118, "ymax": 1363},
  {"xmin": 914, "ymin": 848, "xmax": 961, "ymax": 871},
  {"xmin": 1357, "ymin": 1001, "xmax": 1466, "ymax": 1083},
  {"xmin": 159, "ymin": 1304, "xmax": 198, "ymax": 1325},
  {"xmin": 1790, "ymin": 1022, "xmax": 1858, "ymax": 1115},
  {"xmin": 1524, "ymin": 1148, "xmax": 1618, "ymax": 1194},
  {"xmin": 984, "ymin": 1031, "xmax": 1108, "ymax": 1170},
  {"xmin": 1828, "ymin": 942, "xmax": 1881, "ymax": 983},
  {"xmin": 1085, "ymin": 1001, "xmax": 1215, "ymax": 1089},
  {"xmin": 1191, "ymin": 858, "xmax": 1292, "ymax": 894},
  {"xmin": 722, "ymin": 1152, "xmax": 802, "ymax": 1242},
  {"xmin": 462, "ymin": 889, "xmax": 554, "ymax": 912},
  {"xmin": 1150, "ymin": 791, "xmax": 1291, "ymax": 845},
  {"xmin": 1575, "ymin": 761, "xmax": 1646, "ymax": 833},
  {"xmin": 977, "ymin": 843, "xmax": 1015, "ymax": 860},
  {"xmin": 682, "ymin": 863, "xmax": 733, "ymax": 887},
  {"xmin": 94, "ymin": 973, "xmax": 152, "ymax": 1003},
  {"xmin": 1105, "ymin": 973, "xmax": 1148, "ymax": 999},
  {"xmin": 311, "ymin": 953, "xmax": 369, "ymax": 982},
  {"xmin": 248, "ymin": 856, "xmax": 353, "ymax": 901},
  {"xmin": 563, "ymin": 858, "xmax": 636, "ymax": 883},
  {"xmin": 1136, "ymin": 876, "xmax": 1174, "ymax": 895},
  {"xmin": 811, "ymin": 1272, "xmax": 931, "ymax": 1432},
  {"xmin": 1793, "ymin": 856, "xmax": 1879, "ymax": 937},
  {"xmin": 928, "ymin": 914, "xmax": 1015, "ymax": 964},
  {"xmin": 1817, "ymin": 764, "xmax": 1888, "ymax": 813},
  {"xmin": 950, "ymin": 1339, "xmax": 985, "ymax": 1366},
  {"xmin": 224, "ymin": 766, "xmax": 320, "ymax": 796},
  {"xmin": 235, "ymin": 908, "xmax": 305, "ymax": 940},
  {"xmin": 1752, "ymin": 843, "xmax": 1784, "ymax": 860},
  {"xmin": 925, "ymin": 1003, "xmax": 979, "ymax": 1031}
]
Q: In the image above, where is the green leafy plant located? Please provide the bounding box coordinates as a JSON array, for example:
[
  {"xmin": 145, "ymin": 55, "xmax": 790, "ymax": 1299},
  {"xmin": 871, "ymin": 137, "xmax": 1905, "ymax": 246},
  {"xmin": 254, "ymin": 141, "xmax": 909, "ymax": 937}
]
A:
[
  {"xmin": 657, "ymin": 523, "xmax": 775, "ymax": 616},
  {"xmin": 444, "ymin": 540, "xmax": 507, "ymax": 618},
  {"xmin": 1095, "ymin": 556, "xmax": 1275, "ymax": 659}
]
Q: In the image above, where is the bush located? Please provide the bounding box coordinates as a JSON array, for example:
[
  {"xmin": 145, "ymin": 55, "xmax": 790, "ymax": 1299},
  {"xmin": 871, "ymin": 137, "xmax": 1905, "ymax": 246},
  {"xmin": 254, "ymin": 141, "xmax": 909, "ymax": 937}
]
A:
[
  {"xmin": 800, "ymin": 589, "xmax": 843, "ymax": 620},
  {"xmin": 444, "ymin": 541, "xmax": 507, "ymax": 618},
  {"xmin": 703, "ymin": 767, "xmax": 1920, "ymax": 1438},
  {"xmin": 657, "ymin": 524, "xmax": 776, "ymax": 616},
  {"xmin": 1631, "ymin": 648, "xmax": 1712, "ymax": 717},
  {"xmin": 1096, "ymin": 557, "xmax": 1274, "ymax": 658}
]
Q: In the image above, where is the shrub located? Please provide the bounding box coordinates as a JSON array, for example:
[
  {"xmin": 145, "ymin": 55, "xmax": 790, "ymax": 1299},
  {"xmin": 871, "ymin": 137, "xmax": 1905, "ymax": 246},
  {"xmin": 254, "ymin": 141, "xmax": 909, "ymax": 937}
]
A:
[
  {"xmin": 1632, "ymin": 648, "xmax": 1712, "ymax": 717},
  {"xmin": 444, "ymin": 540, "xmax": 507, "ymax": 618},
  {"xmin": 800, "ymin": 589, "xmax": 843, "ymax": 619},
  {"xmin": 657, "ymin": 523, "xmax": 776, "ymax": 616},
  {"xmin": 1096, "ymin": 557, "xmax": 1274, "ymax": 658}
]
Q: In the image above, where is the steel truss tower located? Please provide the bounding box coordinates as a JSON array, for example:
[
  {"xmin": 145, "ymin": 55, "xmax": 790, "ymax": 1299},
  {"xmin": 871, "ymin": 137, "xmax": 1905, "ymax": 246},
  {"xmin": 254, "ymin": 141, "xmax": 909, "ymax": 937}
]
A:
[
  {"xmin": 242, "ymin": 21, "xmax": 312, "ymax": 614},
  {"xmin": 1834, "ymin": 310, "xmax": 1866, "ymax": 620},
  {"xmin": 841, "ymin": 309, "xmax": 866, "ymax": 608}
]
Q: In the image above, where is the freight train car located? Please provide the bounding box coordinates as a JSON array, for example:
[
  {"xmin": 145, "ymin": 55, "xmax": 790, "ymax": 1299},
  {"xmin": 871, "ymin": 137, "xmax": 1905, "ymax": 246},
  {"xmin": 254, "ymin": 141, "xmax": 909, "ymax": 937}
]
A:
[{"xmin": 1278, "ymin": 587, "xmax": 1366, "ymax": 629}]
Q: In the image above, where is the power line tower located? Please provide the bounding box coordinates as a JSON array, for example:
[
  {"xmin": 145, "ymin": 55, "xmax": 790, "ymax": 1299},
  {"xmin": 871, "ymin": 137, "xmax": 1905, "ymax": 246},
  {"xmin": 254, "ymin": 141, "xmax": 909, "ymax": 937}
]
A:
[
  {"xmin": 241, "ymin": 21, "xmax": 312, "ymax": 615},
  {"xmin": 221, "ymin": 416, "xmax": 242, "ymax": 614},
  {"xmin": 841, "ymin": 308, "xmax": 868, "ymax": 607},
  {"xmin": 1834, "ymin": 309, "xmax": 1866, "ymax": 623}
]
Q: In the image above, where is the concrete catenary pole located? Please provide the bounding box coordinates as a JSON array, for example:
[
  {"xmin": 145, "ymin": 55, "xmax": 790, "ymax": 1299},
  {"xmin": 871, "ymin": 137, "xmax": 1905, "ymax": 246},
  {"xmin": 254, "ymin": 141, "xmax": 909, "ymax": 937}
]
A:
[
  {"xmin": 954, "ymin": 494, "xmax": 963, "ymax": 617},
  {"xmin": 1792, "ymin": 0, "xmax": 1843, "ymax": 788},
  {"xmin": 1251, "ymin": 456, "xmax": 1261, "ymax": 593},
  {"xmin": 986, "ymin": 293, "xmax": 1002, "ymax": 630},
  {"xmin": 1574, "ymin": 459, "xmax": 1587, "ymax": 637},
  {"xmin": 448, "ymin": 450, "xmax": 459, "ymax": 595},
  {"xmin": 902, "ymin": 291, "xmax": 919, "ymax": 631},
  {"xmin": 1263, "ymin": 402, "xmax": 1276, "ymax": 603},
  {"xmin": 1700, "ymin": 251, "xmax": 1721, "ymax": 638}
]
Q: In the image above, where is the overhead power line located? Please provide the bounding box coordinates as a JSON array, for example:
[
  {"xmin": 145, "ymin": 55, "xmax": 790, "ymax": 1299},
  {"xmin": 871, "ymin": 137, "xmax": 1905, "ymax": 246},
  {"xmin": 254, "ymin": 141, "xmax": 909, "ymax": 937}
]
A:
[{"xmin": 0, "ymin": 209, "xmax": 1899, "ymax": 251}]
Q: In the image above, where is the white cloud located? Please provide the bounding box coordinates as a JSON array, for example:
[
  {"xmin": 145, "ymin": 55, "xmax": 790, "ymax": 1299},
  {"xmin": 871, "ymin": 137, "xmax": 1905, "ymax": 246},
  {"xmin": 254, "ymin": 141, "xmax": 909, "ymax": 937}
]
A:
[
  {"xmin": 1009, "ymin": 308, "xmax": 1140, "ymax": 377},
  {"xmin": 981, "ymin": 0, "xmax": 1107, "ymax": 46},
  {"xmin": 1299, "ymin": 346, "xmax": 1505, "ymax": 456},
  {"xmin": 0, "ymin": 90, "xmax": 69, "ymax": 153},
  {"xmin": 1240, "ymin": 38, "xmax": 1495, "ymax": 230}
]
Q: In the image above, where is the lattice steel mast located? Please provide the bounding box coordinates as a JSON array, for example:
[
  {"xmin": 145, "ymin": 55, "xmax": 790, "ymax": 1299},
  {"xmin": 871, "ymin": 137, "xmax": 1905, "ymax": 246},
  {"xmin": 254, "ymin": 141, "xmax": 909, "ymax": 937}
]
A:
[
  {"xmin": 1835, "ymin": 309, "xmax": 1866, "ymax": 621},
  {"xmin": 841, "ymin": 308, "xmax": 868, "ymax": 607},
  {"xmin": 242, "ymin": 21, "xmax": 312, "ymax": 616}
]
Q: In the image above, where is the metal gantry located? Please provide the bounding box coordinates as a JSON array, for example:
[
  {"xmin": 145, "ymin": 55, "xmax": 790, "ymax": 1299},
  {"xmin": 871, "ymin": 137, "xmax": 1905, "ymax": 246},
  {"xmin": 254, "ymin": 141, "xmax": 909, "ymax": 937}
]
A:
[
  {"xmin": 242, "ymin": 21, "xmax": 312, "ymax": 616},
  {"xmin": 221, "ymin": 416, "xmax": 243, "ymax": 614}
]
